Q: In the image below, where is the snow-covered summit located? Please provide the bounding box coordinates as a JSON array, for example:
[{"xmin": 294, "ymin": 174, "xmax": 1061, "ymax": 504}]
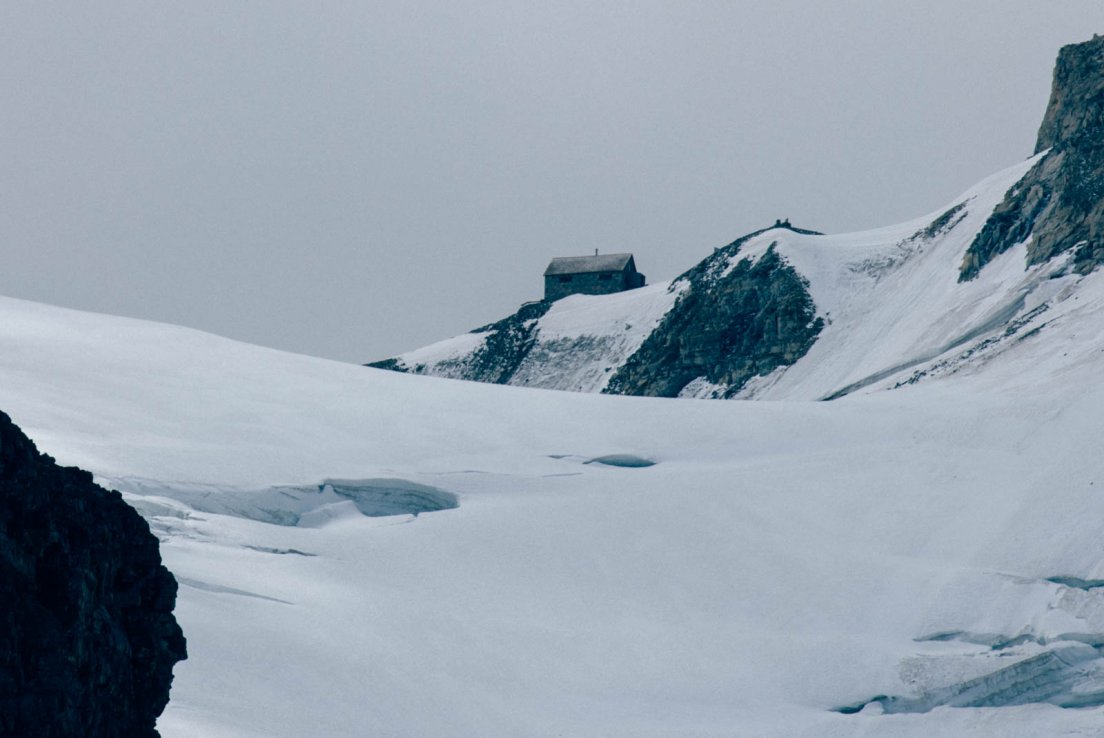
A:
[{"xmin": 375, "ymin": 150, "xmax": 1090, "ymax": 402}]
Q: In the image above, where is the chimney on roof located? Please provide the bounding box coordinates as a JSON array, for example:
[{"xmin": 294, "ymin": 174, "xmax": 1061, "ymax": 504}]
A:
[{"xmin": 595, "ymin": 248, "xmax": 598, "ymax": 256}]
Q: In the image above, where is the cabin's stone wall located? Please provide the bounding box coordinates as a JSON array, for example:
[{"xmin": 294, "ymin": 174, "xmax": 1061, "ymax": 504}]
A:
[{"xmin": 544, "ymin": 270, "xmax": 645, "ymax": 302}]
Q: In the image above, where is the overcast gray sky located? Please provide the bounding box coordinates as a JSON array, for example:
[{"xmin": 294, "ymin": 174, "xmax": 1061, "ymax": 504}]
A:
[{"xmin": 2, "ymin": 2, "xmax": 1103, "ymax": 363}]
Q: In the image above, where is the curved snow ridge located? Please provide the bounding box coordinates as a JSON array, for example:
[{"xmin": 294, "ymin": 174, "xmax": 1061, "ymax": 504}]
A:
[
  {"xmin": 546, "ymin": 452, "xmax": 657, "ymax": 468},
  {"xmin": 111, "ymin": 476, "xmax": 458, "ymax": 527}
]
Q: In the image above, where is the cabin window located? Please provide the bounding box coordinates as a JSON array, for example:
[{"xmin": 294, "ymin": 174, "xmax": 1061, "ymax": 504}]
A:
[
  {"xmin": 598, "ymin": 273, "xmax": 613, "ymax": 281},
  {"xmin": 558, "ymin": 275, "xmax": 573, "ymax": 283}
]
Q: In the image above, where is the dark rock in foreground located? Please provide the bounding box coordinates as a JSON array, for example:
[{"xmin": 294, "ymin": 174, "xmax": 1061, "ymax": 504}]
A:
[{"xmin": 0, "ymin": 411, "xmax": 186, "ymax": 737}]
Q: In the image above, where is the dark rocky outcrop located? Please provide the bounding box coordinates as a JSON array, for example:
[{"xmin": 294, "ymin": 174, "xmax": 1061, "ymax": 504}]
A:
[
  {"xmin": 0, "ymin": 411, "xmax": 186, "ymax": 737},
  {"xmin": 451, "ymin": 300, "xmax": 553, "ymax": 383},
  {"xmin": 605, "ymin": 231, "xmax": 823, "ymax": 397},
  {"xmin": 961, "ymin": 35, "xmax": 1104, "ymax": 279}
]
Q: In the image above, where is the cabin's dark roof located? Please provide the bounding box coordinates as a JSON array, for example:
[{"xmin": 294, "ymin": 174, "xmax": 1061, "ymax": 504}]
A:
[{"xmin": 544, "ymin": 253, "xmax": 635, "ymax": 276}]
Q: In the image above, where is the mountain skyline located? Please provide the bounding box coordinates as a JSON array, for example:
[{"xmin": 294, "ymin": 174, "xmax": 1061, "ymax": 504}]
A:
[
  {"xmin": 2, "ymin": 4, "xmax": 1104, "ymax": 363},
  {"xmin": 4, "ymin": 27, "xmax": 1104, "ymax": 735}
]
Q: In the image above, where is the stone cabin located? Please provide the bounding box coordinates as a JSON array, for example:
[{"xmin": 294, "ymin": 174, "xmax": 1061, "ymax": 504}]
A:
[{"xmin": 543, "ymin": 253, "xmax": 646, "ymax": 302}]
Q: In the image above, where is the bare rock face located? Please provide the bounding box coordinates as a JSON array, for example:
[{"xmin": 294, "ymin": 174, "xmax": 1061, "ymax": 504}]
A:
[
  {"xmin": 1035, "ymin": 34, "xmax": 1104, "ymax": 154},
  {"xmin": 606, "ymin": 231, "xmax": 823, "ymax": 398},
  {"xmin": 0, "ymin": 411, "xmax": 186, "ymax": 737},
  {"xmin": 961, "ymin": 35, "xmax": 1104, "ymax": 279}
]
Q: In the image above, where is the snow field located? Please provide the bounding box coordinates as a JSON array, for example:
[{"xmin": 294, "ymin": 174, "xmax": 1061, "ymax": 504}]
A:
[
  {"xmin": 1, "ymin": 289, "xmax": 1103, "ymax": 734},
  {"xmin": 1, "ymin": 149, "xmax": 1104, "ymax": 733}
]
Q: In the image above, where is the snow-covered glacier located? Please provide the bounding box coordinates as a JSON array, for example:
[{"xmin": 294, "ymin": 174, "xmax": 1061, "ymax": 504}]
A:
[{"xmin": 3, "ymin": 266, "xmax": 1104, "ymax": 735}]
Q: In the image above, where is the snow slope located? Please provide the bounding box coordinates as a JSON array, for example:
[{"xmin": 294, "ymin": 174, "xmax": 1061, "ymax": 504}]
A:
[
  {"xmin": 507, "ymin": 282, "xmax": 684, "ymax": 392},
  {"xmin": 394, "ymin": 280, "xmax": 682, "ymax": 392},
  {"xmin": 2, "ymin": 285, "xmax": 1104, "ymax": 736}
]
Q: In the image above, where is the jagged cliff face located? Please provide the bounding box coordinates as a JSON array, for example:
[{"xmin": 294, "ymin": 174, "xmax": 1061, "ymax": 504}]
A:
[
  {"xmin": 961, "ymin": 35, "xmax": 1104, "ymax": 279},
  {"xmin": 0, "ymin": 411, "xmax": 186, "ymax": 737},
  {"xmin": 373, "ymin": 36, "xmax": 1104, "ymax": 402},
  {"xmin": 1036, "ymin": 35, "xmax": 1104, "ymax": 155}
]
